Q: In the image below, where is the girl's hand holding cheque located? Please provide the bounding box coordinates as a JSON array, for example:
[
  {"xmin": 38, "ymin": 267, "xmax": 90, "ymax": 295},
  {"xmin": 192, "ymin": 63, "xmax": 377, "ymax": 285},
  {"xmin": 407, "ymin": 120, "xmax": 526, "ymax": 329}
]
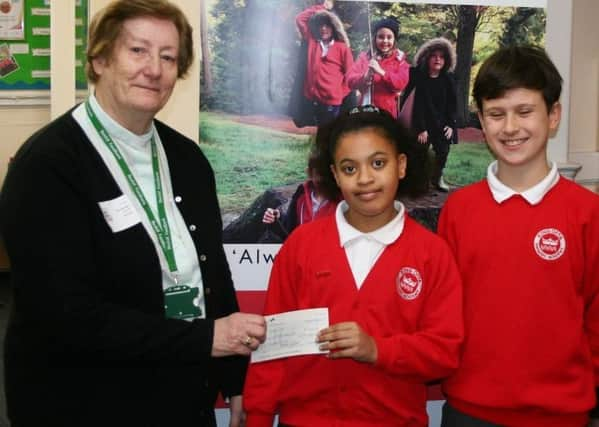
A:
[{"xmin": 317, "ymin": 321, "xmax": 378, "ymax": 363}]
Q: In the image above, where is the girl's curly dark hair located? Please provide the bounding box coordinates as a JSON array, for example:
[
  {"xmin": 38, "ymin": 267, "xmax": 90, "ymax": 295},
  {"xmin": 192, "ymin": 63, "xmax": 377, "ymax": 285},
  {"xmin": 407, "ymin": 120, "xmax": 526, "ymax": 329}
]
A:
[{"xmin": 314, "ymin": 106, "xmax": 430, "ymax": 202}]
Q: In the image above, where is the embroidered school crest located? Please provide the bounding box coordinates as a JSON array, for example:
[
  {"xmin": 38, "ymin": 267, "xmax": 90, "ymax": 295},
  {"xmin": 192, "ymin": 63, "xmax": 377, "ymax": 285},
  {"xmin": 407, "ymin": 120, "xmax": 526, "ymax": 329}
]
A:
[
  {"xmin": 396, "ymin": 267, "xmax": 422, "ymax": 300},
  {"xmin": 533, "ymin": 228, "xmax": 566, "ymax": 261}
]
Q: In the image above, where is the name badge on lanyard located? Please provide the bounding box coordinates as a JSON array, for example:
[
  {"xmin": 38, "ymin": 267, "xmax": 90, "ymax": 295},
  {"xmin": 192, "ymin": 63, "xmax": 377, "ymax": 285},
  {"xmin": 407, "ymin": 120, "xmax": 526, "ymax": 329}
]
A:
[
  {"xmin": 86, "ymin": 100, "xmax": 202, "ymax": 321},
  {"xmin": 164, "ymin": 285, "xmax": 202, "ymax": 320}
]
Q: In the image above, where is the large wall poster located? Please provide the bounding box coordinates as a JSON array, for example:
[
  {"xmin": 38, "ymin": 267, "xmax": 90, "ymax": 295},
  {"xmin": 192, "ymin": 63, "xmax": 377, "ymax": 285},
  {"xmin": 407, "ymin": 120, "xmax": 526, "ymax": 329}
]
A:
[
  {"xmin": 202, "ymin": 0, "xmax": 546, "ymax": 424},
  {"xmin": 200, "ymin": 0, "xmax": 546, "ymax": 300}
]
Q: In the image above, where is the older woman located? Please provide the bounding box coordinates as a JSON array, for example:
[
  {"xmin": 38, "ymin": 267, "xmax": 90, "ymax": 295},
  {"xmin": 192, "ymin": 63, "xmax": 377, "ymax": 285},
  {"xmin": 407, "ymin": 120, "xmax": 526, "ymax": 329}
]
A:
[{"xmin": 0, "ymin": 1, "xmax": 265, "ymax": 426}]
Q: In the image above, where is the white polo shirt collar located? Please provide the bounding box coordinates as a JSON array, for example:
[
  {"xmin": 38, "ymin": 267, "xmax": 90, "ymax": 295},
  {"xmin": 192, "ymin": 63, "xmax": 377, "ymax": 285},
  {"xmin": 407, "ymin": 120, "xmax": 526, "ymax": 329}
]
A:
[
  {"xmin": 320, "ymin": 38, "xmax": 334, "ymax": 57},
  {"xmin": 336, "ymin": 200, "xmax": 405, "ymax": 247},
  {"xmin": 487, "ymin": 160, "xmax": 560, "ymax": 205},
  {"xmin": 335, "ymin": 200, "xmax": 405, "ymax": 288}
]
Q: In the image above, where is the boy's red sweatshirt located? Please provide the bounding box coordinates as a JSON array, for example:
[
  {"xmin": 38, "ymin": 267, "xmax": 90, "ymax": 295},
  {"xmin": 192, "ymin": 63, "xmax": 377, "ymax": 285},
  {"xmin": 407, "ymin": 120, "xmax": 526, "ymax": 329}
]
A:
[{"xmin": 438, "ymin": 177, "xmax": 599, "ymax": 427}]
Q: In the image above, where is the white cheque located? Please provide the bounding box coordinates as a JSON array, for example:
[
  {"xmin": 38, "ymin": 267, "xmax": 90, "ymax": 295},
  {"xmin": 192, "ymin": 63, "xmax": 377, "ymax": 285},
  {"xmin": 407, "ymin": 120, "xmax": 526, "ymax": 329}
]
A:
[{"xmin": 251, "ymin": 308, "xmax": 329, "ymax": 363}]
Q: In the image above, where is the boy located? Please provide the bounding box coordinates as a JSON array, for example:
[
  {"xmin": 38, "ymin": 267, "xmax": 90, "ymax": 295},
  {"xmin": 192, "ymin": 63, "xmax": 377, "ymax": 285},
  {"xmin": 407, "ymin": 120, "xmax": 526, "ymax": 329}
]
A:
[
  {"xmin": 438, "ymin": 45, "xmax": 599, "ymax": 426},
  {"xmin": 295, "ymin": 0, "xmax": 353, "ymax": 126}
]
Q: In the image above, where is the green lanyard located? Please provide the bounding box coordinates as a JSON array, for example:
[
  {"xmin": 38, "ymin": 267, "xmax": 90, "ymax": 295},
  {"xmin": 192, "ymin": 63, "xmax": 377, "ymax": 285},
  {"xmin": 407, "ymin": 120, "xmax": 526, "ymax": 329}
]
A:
[{"xmin": 85, "ymin": 100, "xmax": 178, "ymax": 273}]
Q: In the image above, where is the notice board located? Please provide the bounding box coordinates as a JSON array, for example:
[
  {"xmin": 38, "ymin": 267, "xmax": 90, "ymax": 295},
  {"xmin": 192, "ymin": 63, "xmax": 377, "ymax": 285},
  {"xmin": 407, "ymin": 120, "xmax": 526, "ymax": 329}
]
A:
[{"xmin": 0, "ymin": 0, "xmax": 88, "ymax": 90}]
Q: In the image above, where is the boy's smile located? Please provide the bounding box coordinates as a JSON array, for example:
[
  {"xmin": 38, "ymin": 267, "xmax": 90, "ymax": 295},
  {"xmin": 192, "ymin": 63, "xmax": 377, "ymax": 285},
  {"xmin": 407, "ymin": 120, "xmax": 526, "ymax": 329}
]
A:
[
  {"xmin": 331, "ymin": 128, "xmax": 406, "ymax": 232},
  {"xmin": 479, "ymin": 87, "xmax": 561, "ymax": 189}
]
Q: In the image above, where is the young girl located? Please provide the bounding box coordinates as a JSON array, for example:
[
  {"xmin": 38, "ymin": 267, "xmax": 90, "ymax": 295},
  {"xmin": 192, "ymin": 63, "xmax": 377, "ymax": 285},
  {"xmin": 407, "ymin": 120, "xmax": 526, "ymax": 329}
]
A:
[
  {"xmin": 243, "ymin": 106, "xmax": 463, "ymax": 427},
  {"xmin": 346, "ymin": 18, "xmax": 410, "ymax": 118},
  {"xmin": 262, "ymin": 146, "xmax": 338, "ymax": 241}
]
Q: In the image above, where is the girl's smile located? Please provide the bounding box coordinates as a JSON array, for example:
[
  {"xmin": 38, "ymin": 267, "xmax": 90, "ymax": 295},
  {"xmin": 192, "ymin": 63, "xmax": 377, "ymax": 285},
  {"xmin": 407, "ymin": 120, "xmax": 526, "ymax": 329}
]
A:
[{"xmin": 375, "ymin": 28, "xmax": 395, "ymax": 56}]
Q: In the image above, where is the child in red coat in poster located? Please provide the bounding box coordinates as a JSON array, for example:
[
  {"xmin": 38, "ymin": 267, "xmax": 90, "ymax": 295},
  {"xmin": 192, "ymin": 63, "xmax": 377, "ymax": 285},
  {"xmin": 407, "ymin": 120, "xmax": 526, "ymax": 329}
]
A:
[
  {"xmin": 438, "ymin": 46, "xmax": 599, "ymax": 427},
  {"xmin": 346, "ymin": 18, "xmax": 410, "ymax": 119},
  {"xmin": 243, "ymin": 106, "xmax": 463, "ymax": 427},
  {"xmin": 294, "ymin": 0, "xmax": 353, "ymax": 126}
]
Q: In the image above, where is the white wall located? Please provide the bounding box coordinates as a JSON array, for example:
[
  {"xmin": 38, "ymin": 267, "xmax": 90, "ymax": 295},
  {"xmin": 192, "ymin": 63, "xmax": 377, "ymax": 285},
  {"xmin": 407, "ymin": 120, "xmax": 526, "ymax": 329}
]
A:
[
  {"xmin": 0, "ymin": 105, "xmax": 50, "ymax": 186},
  {"xmin": 545, "ymin": 0, "xmax": 572, "ymax": 165},
  {"xmin": 568, "ymin": 0, "xmax": 599, "ymax": 185}
]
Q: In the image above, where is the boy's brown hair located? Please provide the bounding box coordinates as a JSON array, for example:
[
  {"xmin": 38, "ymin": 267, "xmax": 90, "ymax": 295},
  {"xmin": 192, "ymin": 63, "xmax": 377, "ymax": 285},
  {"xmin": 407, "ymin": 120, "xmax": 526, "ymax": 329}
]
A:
[{"xmin": 473, "ymin": 45, "xmax": 562, "ymax": 113}]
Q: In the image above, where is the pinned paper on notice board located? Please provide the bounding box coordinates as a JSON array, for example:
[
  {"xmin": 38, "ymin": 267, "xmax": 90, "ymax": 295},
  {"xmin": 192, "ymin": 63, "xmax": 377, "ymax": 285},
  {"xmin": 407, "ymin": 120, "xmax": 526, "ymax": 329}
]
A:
[
  {"xmin": 0, "ymin": 0, "xmax": 25, "ymax": 40},
  {"xmin": 0, "ymin": 43, "xmax": 19, "ymax": 78}
]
